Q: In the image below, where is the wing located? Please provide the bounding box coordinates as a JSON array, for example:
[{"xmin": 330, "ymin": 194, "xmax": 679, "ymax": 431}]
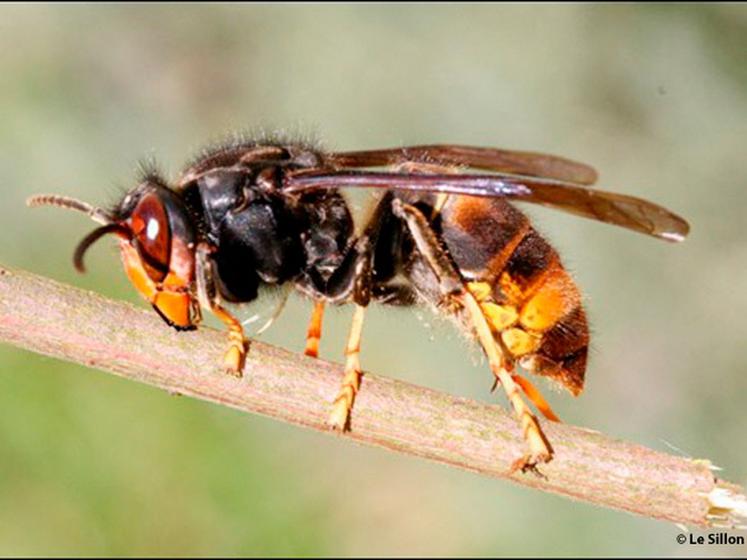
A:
[
  {"xmin": 325, "ymin": 145, "xmax": 598, "ymax": 185},
  {"xmin": 284, "ymin": 170, "xmax": 689, "ymax": 242}
]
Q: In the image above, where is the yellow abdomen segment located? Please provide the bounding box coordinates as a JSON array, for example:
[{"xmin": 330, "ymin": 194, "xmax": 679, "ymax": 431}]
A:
[
  {"xmin": 468, "ymin": 266, "xmax": 581, "ymax": 363},
  {"xmin": 518, "ymin": 270, "xmax": 578, "ymax": 332}
]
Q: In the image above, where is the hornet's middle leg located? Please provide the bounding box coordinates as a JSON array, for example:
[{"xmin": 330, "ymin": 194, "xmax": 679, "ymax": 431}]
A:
[
  {"xmin": 324, "ymin": 194, "xmax": 395, "ymax": 431},
  {"xmin": 304, "ymin": 300, "xmax": 326, "ymax": 358},
  {"xmin": 328, "ymin": 303, "xmax": 366, "ymax": 430}
]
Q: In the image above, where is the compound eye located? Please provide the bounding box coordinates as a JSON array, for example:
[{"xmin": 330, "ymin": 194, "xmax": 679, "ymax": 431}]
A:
[{"xmin": 130, "ymin": 192, "xmax": 171, "ymax": 282}]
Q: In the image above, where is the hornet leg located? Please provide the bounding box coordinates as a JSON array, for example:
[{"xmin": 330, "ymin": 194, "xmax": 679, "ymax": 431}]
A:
[
  {"xmin": 304, "ymin": 300, "xmax": 326, "ymax": 358},
  {"xmin": 392, "ymin": 199, "xmax": 553, "ymax": 473},
  {"xmin": 328, "ymin": 304, "xmax": 366, "ymax": 430},
  {"xmin": 196, "ymin": 242, "xmax": 248, "ymax": 376},
  {"xmin": 325, "ymin": 195, "xmax": 394, "ymax": 430}
]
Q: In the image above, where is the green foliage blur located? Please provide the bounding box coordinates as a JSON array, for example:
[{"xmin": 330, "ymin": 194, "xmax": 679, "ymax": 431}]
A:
[{"xmin": 0, "ymin": 4, "xmax": 745, "ymax": 556}]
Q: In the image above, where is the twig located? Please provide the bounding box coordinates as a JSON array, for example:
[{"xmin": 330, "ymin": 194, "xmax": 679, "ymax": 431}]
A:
[{"xmin": 0, "ymin": 263, "xmax": 743, "ymax": 529}]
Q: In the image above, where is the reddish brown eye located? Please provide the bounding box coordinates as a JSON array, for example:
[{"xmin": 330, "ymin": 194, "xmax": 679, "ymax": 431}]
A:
[{"xmin": 130, "ymin": 192, "xmax": 171, "ymax": 282}]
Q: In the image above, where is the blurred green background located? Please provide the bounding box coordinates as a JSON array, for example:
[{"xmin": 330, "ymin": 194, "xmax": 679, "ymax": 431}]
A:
[{"xmin": 0, "ymin": 3, "xmax": 745, "ymax": 556}]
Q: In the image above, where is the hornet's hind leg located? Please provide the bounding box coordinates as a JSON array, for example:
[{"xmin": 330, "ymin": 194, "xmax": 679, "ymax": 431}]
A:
[{"xmin": 392, "ymin": 199, "xmax": 554, "ymax": 473}]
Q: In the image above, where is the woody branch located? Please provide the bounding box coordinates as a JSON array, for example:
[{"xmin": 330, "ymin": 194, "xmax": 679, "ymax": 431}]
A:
[{"xmin": 0, "ymin": 263, "xmax": 744, "ymax": 529}]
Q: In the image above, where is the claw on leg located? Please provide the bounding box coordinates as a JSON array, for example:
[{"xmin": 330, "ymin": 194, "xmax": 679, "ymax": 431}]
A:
[
  {"xmin": 510, "ymin": 455, "xmax": 550, "ymax": 479},
  {"xmin": 328, "ymin": 304, "xmax": 365, "ymax": 431}
]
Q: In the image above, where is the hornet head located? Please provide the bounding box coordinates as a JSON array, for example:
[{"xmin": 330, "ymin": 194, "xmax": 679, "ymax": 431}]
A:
[{"xmin": 28, "ymin": 176, "xmax": 199, "ymax": 330}]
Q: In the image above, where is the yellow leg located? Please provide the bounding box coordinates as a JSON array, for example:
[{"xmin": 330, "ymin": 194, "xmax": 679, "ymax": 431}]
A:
[
  {"xmin": 304, "ymin": 300, "xmax": 325, "ymax": 358},
  {"xmin": 460, "ymin": 289, "xmax": 554, "ymax": 473},
  {"xmin": 393, "ymin": 200, "xmax": 552, "ymax": 472},
  {"xmin": 210, "ymin": 303, "xmax": 247, "ymax": 377},
  {"xmin": 194, "ymin": 242, "xmax": 247, "ymax": 376},
  {"xmin": 328, "ymin": 304, "xmax": 366, "ymax": 430}
]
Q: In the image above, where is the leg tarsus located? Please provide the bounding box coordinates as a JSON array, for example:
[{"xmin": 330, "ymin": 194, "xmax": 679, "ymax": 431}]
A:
[
  {"xmin": 210, "ymin": 300, "xmax": 247, "ymax": 377},
  {"xmin": 328, "ymin": 304, "xmax": 366, "ymax": 431},
  {"xmin": 328, "ymin": 365, "xmax": 361, "ymax": 431},
  {"xmin": 223, "ymin": 334, "xmax": 248, "ymax": 376}
]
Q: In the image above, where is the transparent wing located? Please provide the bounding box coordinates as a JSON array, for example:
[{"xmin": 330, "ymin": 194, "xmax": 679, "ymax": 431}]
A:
[
  {"xmin": 326, "ymin": 144, "xmax": 598, "ymax": 185},
  {"xmin": 285, "ymin": 170, "xmax": 689, "ymax": 242}
]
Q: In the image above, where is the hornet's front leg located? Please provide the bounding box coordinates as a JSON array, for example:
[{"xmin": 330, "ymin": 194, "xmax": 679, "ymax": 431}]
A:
[{"xmin": 196, "ymin": 242, "xmax": 248, "ymax": 376}]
